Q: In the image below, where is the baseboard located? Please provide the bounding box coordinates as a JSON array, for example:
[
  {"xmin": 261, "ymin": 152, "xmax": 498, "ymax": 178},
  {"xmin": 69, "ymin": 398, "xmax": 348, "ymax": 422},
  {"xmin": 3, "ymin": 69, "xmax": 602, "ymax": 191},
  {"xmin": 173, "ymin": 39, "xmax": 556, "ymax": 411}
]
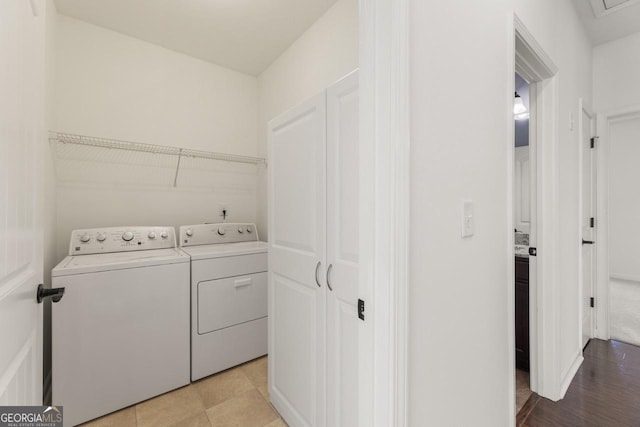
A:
[{"xmin": 559, "ymin": 350, "xmax": 583, "ymax": 398}]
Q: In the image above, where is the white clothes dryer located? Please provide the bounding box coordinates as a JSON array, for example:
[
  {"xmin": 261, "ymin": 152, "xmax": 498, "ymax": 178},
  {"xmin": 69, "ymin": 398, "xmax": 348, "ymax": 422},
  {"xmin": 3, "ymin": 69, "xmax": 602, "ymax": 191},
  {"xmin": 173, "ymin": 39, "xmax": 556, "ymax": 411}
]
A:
[
  {"xmin": 52, "ymin": 227, "xmax": 190, "ymax": 426},
  {"xmin": 179, "ymin": 223, "xmax": 267, "ymax": 381}
]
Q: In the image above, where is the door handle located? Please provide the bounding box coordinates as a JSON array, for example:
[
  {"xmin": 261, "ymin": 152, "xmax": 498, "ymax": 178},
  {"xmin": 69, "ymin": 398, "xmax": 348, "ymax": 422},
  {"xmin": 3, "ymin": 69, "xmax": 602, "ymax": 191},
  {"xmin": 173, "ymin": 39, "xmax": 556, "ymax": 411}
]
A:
[
  {"xmin": 315, "ymin": 261, "xmax": 322, "ymax": 287},
  {"xmin": 582, "ymin": 239, "xmax": 595, "ymax": 245},
  {"xmin": 326, "ymin": 264, "xmax": 333, "ymax": 291},
  {"xmin": 37, "ymin": 284, "xmax": 65, "ymax": 303}
]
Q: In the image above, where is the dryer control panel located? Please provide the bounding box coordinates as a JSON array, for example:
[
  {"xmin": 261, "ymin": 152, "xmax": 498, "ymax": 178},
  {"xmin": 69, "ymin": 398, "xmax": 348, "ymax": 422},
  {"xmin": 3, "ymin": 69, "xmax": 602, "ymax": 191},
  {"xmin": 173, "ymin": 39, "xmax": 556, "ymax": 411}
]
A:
[
  {"xmin": 179, "ymin": 223, "xmax": 259, "ymax": 247},
  {"xmin": 69, "ymin": 226, "xmax": 177, "ymax": 255}
]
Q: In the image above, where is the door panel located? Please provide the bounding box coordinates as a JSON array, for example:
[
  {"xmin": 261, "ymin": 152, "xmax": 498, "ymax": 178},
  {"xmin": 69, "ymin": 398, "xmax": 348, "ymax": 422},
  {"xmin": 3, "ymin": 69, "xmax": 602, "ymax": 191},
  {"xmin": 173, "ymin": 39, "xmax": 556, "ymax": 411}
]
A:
[
  {"xmin": 268, "ymin": 93, "xmax": 326, "ymax": 427},
  {"xmin": 581, "ymin": 107, "xmax": 595, "ymax": 348},
  {"xmin": 514, "ymin": 146, "xmax": 531, "ymax": 233},
  {"xmin": 326, "ymin": 71, "xmax": 359, "ymax": 427},
  {"xmin": 0, "ymin": 0, "xmax": 45, "ymax": 406}
]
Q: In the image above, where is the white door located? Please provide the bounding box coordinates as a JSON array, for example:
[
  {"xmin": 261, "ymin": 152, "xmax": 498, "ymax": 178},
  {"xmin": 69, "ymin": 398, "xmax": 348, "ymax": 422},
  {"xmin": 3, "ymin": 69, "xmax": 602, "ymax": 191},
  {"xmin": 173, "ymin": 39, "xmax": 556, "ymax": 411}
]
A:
[
  {"xmin": 514, "ymin": 146, "xmax": 531, "ymax": 234},
  {"xmin": 326, "ymin": 71, "xmax": 359, "ymax": 427},
  {"xmin": 581, "ymin": 105, "xmax": 596, "ymax": 348},
  {"xmin": 0, "ymin": 0, "xmax": 45, "ymax": 407},
  {"xmin": 268, "ymin": 93, "xmax": 326, "ymax": 427}
]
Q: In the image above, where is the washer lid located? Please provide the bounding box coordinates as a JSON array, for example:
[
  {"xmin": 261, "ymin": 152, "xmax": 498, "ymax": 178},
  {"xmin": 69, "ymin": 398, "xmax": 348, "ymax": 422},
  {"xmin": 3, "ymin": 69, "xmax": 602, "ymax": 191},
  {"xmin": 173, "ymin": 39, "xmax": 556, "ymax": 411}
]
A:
[
  {"xmin": 52, "ymin": 248, "xmax": 189, "ymax": 277},
  {"xmin": 180, "ymin": 241, "xmax": 268, "ymax": 261}
]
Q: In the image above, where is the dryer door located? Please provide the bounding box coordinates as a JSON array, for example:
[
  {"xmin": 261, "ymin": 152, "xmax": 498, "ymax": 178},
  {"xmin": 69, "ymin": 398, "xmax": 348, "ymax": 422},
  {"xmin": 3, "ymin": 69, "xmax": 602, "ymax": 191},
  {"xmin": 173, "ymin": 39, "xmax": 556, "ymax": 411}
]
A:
[{"xmin": 198, "ymin": 272, "xmax": 268, "ymax": 333}]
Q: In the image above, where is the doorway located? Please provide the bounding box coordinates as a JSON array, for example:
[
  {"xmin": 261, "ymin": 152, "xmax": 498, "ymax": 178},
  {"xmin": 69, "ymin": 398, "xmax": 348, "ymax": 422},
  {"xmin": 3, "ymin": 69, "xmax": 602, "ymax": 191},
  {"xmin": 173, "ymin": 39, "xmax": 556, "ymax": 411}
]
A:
[
  {"xmin": 514, "ymin": 72, "xmax": 532, "ymax": 415},
  {"xmin": 512, "ymin": 15, "xmax": 560, "ymax": 413}
]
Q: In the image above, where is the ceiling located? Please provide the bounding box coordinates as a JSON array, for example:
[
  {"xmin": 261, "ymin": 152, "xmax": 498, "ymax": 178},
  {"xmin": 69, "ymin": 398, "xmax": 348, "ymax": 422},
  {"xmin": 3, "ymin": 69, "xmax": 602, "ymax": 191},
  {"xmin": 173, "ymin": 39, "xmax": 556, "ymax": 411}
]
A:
[
  {"xmin": 54, "ymin": 0, "xmax": 338, "ymax": 76},
  {"xmin": 572, "ymin": 0, "xmax": 640, "ymax": 45}
]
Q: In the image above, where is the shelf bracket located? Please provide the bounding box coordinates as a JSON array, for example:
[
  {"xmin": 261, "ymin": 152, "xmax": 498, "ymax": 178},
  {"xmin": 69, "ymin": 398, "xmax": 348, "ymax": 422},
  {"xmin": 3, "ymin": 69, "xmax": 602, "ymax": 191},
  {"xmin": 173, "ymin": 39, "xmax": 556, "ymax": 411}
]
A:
[{"xmin": 173, "ymin": 148, "xmax": 183, "ymax": 188}]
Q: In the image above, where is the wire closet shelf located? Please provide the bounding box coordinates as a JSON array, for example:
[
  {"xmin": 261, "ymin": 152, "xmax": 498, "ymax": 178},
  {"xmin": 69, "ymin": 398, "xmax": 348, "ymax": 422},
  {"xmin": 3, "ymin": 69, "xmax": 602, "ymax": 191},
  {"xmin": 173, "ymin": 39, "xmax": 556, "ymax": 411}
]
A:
[{"xmin": 49, "ymin": 131, "xmax": 267, "ymax": 166}]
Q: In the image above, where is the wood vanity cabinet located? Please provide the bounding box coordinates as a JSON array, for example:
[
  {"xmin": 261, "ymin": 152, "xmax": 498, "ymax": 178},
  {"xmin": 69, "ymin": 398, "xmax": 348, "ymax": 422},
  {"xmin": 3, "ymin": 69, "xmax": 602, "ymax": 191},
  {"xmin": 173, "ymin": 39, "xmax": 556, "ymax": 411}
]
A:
[{"xmin": 515, "ymin": 256, "xmax": 529, "ymax": 371}]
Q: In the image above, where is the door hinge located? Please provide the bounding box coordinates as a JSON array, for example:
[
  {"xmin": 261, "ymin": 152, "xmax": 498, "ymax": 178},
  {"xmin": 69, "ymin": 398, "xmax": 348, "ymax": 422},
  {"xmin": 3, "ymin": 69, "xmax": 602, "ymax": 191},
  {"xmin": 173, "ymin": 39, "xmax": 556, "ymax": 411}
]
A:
[
  {"xmin": 590, "ymin": 136, "xmax": 599, "ymax": 148},
  {"xmin": 358, "ymin": 299, "xmax": 365, "ymax": 321},
  {"xmin": 590, "ymin": 297, "xmax": 595, "ymax": 308},
  {"xmin": 590, "ymin": 217, "xmax": 595, "ymax": 228},
  {"xmin": 528, "ymin": 247, "xmax": 537, "ymax": 257}
]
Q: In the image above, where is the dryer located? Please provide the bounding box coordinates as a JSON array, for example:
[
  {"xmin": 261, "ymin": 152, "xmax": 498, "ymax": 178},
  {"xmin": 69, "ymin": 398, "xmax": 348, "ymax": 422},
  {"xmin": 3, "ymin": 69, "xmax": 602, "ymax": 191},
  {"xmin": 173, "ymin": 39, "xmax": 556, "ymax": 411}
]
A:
[
  {"xmin": 179, "ymin": 223, "xmax": 267, "ymax": 381},
  {"xmin": 52, "ymin": 227, "xmax": 190, "ymax": 426}
]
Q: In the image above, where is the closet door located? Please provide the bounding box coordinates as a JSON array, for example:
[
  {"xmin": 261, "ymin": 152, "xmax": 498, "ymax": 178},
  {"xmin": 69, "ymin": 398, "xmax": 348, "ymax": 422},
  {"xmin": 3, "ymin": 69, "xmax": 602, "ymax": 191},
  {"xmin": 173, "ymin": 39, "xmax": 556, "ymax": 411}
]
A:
[
  {"xmin": 268, "ymin": 93, "xmax": 326, "ymax": 427},
  {"xmin": 326, "ymin": 71, "xmax": 359, "ymax": 427}
]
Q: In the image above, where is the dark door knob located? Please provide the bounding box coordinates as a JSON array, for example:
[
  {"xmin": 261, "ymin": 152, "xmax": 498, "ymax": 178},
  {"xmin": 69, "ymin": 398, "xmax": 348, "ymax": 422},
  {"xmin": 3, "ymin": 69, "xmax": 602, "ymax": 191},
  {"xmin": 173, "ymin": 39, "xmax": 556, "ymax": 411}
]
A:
[
  {"xmin": 37, "ymin": 284, "xmax": 65, "ymax": 303},
  {"xmin": 582, "ymin": 239, "xmax": 595, "ymax": 245}
]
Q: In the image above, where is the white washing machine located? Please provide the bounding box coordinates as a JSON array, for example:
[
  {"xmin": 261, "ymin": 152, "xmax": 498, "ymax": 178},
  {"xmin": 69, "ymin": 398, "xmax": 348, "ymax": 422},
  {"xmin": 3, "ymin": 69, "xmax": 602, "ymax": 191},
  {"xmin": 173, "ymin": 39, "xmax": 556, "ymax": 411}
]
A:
[
  {"xmin": 52, "ymin": 227, "xmax": 190, "ymax": 426},
  {"xmin": 179, "ymin": 223, "xmax": 268, "ymax": 381}
]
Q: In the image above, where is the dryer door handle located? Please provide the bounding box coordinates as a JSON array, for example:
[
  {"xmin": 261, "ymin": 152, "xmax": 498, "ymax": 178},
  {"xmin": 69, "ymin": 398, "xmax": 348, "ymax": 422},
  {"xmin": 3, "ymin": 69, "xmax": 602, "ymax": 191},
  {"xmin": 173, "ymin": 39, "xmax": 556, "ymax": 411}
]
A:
[{"xmin": 234, "ymin": 278, "xmax": 252, "ymax": 288}]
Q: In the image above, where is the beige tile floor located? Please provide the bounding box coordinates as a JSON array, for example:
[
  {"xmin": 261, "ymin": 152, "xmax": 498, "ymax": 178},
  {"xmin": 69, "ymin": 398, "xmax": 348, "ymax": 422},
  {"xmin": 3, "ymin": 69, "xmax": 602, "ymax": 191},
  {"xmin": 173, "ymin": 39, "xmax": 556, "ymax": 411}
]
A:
[{"xmin": 80, "ymin": 356, "xmax": 287, "ymax": 427}]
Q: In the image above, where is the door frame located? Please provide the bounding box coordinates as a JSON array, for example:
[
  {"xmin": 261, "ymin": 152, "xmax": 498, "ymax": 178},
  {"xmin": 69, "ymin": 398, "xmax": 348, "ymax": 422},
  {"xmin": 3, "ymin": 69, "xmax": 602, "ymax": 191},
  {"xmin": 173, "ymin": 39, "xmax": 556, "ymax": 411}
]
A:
[
  {"xmin": 578, "ymin": 98, "xmax": 596, "ymax": 346},
  {"xmin": 594, "ymin": 103, "xmax": 640, "ymax": 340},
  {"xmin": 358, "ymin": 0, "xmax": 410, "ymax": 426},
  {"xmin": 514, "ymin": 15, "xmax": 575, "ymax": 403}
]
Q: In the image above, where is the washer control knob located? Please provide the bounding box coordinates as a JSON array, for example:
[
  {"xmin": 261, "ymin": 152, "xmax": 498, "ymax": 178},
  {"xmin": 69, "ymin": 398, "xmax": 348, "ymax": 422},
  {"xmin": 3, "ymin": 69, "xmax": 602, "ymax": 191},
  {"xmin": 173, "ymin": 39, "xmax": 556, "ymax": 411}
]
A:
[
  {"xmin": 80, "ymin": 233, "xmax": 91, "ymax": 243},
  {"xmin": 148, "ymin": 231, "xmax": 156, "ymax": 239},
  {"xmin": 238, "ymin": 227, "xmax": 244, "ymax": 233},
  {"xmin": 96, "ymin": 233, "xmax": 107, "ymax": 242},
  {"xmin": 160, "ymin": 231, "xmax": 169, "ymax": 239},
  {"xmin": 122, "ymin": 231, "xmax": 134, "ymax": 241},
  {"xmin": 185, "ymin": 229, "xmax": 193, "ymax": 237},
  {"xmin": 217, "ymin": 227, "xmax": 226, "ymax": 236},
  {"xmin": 246, "ymin": 227, "xmax": 252, "ymax": 233}
]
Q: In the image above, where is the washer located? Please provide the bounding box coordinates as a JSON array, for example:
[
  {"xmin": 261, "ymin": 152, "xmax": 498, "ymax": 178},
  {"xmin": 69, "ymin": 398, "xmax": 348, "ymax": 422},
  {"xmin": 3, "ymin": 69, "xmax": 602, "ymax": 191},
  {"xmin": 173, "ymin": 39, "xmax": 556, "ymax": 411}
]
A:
[
  {"xmin": 52, "ymin": 226, "xmax": 190, "ymax": 426},
  {"xmin": 179, "ymin": 223, "xmax": 267, "ymax": 381}
]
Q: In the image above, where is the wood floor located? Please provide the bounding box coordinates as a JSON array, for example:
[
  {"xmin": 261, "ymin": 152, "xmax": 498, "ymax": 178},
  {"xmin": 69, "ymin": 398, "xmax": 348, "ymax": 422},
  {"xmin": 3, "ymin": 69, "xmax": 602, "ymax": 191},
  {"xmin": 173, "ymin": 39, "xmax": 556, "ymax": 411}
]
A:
[{"xmin": 518, "ymin": 339, "xmax": 640, "ymax": 426}]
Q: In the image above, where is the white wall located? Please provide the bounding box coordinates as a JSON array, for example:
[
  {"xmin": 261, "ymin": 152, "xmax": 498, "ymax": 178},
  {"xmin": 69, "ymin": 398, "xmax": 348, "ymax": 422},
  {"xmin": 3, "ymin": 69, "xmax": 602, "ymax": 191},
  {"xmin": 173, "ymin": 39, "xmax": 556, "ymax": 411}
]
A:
[
  {"xmin": 53, "ymin": 15, "xmax": 259, "ymax": 263},
  {"xmin": 593, "ymin": 35, "xmax": 640, "ymax": 346},
  {"xmin": 256, "ymin": 0, "xmax": 359, "ymax": 239},
  {"xmin": 594, "ymin": 32, "xmax": 640, "ymax": 113},
  {"xmin": 408, "ymin": 0, "xmax": 591, "ymax": 424}
]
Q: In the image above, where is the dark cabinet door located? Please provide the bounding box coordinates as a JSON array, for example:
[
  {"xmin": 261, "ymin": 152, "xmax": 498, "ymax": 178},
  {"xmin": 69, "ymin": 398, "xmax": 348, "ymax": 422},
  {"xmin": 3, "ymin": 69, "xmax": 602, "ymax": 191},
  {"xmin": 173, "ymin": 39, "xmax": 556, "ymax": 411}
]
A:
[{"xmin": 515, "ymin": 258, "xmax": 530, "ymax": 371}]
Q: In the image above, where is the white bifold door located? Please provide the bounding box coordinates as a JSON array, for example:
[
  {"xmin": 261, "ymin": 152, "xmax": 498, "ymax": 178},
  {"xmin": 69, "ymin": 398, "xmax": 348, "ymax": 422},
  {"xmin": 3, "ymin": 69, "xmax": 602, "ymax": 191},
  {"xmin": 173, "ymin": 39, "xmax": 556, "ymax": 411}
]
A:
[{"xmin": 268, "ymin": 71, "xmax": 359, "ymax": 427}]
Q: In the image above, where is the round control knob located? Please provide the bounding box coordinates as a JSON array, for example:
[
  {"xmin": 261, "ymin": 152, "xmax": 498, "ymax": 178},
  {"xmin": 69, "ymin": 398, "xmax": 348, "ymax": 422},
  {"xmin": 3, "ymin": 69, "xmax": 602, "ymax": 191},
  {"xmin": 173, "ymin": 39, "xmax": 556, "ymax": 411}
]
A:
[
  {"xmin": 185, "ymin": 229, "xmax": 193, "ymax": 237},
  {"xmin": 217, "ymin": 227, "xmax": 226, "ymax": 236},
  {"xmin": 80, "ymin": 233, "xmax": 91, "ymax": 243},
  {"xmin": 148, "ymin": 231, "xmax": 156, "ymax": 239},
  {"xmin": 160, "ymin": 231, "xmax": 168, "ymax": 239},
  {"xmin": 238, "ymin": 227, "xmax": 244, "ymax": 233},
  {"xmin": 96, "ymin": 233, "xmax": 106, "ymax": 242},
  {"xmin": 246, "ymin": 227, "xmax": 252, "ymax": 233},
  {"xmin": 122, "ymin": 231, "xmax": 134, "ymax": 242}
]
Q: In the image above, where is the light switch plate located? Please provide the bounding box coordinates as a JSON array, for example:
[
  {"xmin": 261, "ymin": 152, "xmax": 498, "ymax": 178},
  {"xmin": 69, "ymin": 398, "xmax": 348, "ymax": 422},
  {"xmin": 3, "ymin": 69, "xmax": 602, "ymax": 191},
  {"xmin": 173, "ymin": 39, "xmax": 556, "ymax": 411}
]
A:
[{"xmin": 461, "ymin": 199, "xmax": 474, "ymax": 238}]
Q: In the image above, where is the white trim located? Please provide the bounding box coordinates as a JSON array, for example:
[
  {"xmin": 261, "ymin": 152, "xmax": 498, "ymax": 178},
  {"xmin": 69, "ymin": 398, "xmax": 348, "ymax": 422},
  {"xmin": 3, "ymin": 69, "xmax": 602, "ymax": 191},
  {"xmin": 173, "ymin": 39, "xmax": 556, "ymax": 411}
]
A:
[
  {"xmin": 514, "ymin": 15, "xmax": 567, "ymax": 402},
  {"xmin": 594, "ymin": 103, "xmax": 640, "ymax": 340},
  {"xmin": 578, "ymin": 98, "xmax": 596, "ymax": 347},
  {"xmin": 514, "ymin": 16, "xmax": 558, "ymax": 83},
  {"xmin": 559, "ymin": 350, "xmax": 584, "ymax": 398},
  {"xmin": 528, "ymin": 82, "xmax": 539, "ymax": 395},
  {"xmin": 359, "ymin": 0, "xmax": 410, "ymax": 425}
]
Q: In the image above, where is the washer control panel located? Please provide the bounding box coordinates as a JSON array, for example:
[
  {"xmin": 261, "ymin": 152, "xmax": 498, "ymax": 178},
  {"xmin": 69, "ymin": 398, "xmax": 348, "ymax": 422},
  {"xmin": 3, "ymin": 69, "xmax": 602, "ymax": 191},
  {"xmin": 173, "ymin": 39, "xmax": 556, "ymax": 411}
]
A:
[
  {"xmin": 179, "ymin": 223, "xmax": 259, "ymax": 247},
  {"xmin": 69, "ymin": 226, "xmax": 177, "ymax": 255}
]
